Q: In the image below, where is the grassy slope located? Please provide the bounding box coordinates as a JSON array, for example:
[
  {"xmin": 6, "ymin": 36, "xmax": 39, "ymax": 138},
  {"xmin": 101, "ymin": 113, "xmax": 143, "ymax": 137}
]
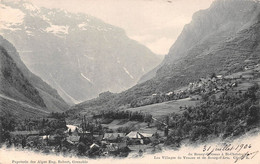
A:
[
  {"xmin": 0, "ymin": 96, "xmax": 49, "ymax": 120},
  {"xmin": 126, "ymin": 98, "xmax": 198, "ymax": 118}
]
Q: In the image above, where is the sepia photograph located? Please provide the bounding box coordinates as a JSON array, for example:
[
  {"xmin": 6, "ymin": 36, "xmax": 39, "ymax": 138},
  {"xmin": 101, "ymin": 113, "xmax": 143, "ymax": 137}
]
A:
[{"xmin": 0, "ymin": 0, "xmax": 260, "ymax": 163}]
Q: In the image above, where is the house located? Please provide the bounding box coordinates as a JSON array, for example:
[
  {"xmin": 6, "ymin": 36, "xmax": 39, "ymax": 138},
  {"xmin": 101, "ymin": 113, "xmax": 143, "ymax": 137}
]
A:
[
  {"xmin": 244, "ymin": 65, "xmax": 255, "ymax": 70},
  {"xmin": 126, "ymin": 131, "xmax": 143, "ymax": 139},
  {"xmin": 42, "ymin": 135, "xmax": 49, "ymax": 140},
  {"xmin": 66, "ymin": 135, "xmax": 80, "ymax": 145},
  {"xmin": 66, "ymin": 125, "xmax": 79, "ymax": 131},
  {"xmin": 216, "ymin": 75, "xmax": 223, "ymax": 79},
  {"xmin": 93, "ymin": 134, "xmax": 103, "ymax": 141},
  {"xmin": 88, "ymin": 143, "xmax": 101, "ymax": 156},
  {"xmin": 126, "ymin": 131, "xmax": 153, "ymax": 144},
  {"xmin": 90, "ymin": 143, "xmax": 100, "ymax": 149},
  {"xmin": 106, "ymin": 144, "xmax": 118, "ymax": 154},
  {"xmin": 65, "ymin": 125, "xmax": 79, "ymax": 134},
  {"xmin": 103, "ymin": 133, "xmax": 126, "ymax": 142},
  {"xmin": 166, "ymin": 92, "xmax": 173, "ymax": 96},
  {"xmin": 77, "ymin": 129, "xmax": 91, "ymax": 135},
  {"xmin": 66, "ymin": 125, "xmax": 92, "ymax": 138}
]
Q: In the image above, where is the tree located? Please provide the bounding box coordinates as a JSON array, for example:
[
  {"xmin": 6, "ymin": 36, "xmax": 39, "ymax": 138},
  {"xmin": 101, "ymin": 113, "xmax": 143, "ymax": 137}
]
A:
[
  {"xmin": 247, "ymin": 105, "xmax": 260, "ymax": 125},
  {"xmin": 144, "ymin": 114, "xmax": 152, "ymax": 123},
  {"xmin": 165, "ymin": 116, "xmax": 169, "ymax": 125},
  {"xmin": 164, "ymin": 126, "xmax": 169, "ymax": 137},
  {"xmin": 190, "ymin": 126, "xmax": 210, "ymax": 141},
  {"xmin": 78, "ymin": 142, "xmax": 86, "ymax": 155},
  {"xmin": 211, "ymin": 73, "xmax": 216, "ymax": 79},
  {"xmin": 22, "ymin": 137, "xmax": 26, "ymax": 148},
  {"xmin": 0, "ymin": 112, "xmax": 16, "ymax": 132}
]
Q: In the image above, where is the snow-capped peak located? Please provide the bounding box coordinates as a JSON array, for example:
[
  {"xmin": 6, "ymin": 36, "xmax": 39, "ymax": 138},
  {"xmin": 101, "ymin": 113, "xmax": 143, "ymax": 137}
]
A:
[
  {"xmin": 23, "ymin": 3, "xmax": 39, "ymax": 12},
  {"xmin": 0, "ymin": 4, "xmax": 25, "ymax": 30},
  {"xmin": 45, "ymin": 24, "xmax": 69, "ymax": 37}
]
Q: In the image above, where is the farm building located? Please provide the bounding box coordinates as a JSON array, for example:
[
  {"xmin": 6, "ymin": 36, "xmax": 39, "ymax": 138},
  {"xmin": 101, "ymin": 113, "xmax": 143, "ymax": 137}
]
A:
[
  {"xmin": 66, "ymin": 125, "xmax": 79, "ymax": 132},
  {"xmin": 103, "ymin": 133, "xmax": 126, "ymax": 142},
  {"xmin": 66, "ymin": 135, "xmax": 80, "ymax": 145},
  {"xmin": 90, "ymin": 143, "xmax": 100, "ymax": 149},
  {"xmin": 126, "ymin": 131, "xmax": 153, "ymax": 144}
]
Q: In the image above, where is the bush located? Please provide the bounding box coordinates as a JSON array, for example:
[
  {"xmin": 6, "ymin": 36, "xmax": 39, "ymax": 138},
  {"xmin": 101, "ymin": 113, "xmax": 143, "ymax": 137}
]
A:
[
  {"xmin": 247, "ymin": 105, "xmax": 260, "ymax": 125},
  {"xmin": 78, "ymin": 142, "xmax": 86, "ymax": 155},
  {"xmin": 223, "ymin": 125, "xmax": 234, "ymax": 138},
  {"xmin": 190, "ymin": 126, "xmax": 210, "ymax": 141},
  {"xmin": 100, "ymin": 118, "xmax": 113, "ymax": 124}
]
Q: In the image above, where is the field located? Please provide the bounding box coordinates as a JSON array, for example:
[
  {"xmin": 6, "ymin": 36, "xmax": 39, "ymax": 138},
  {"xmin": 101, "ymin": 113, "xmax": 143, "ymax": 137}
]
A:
[
  {"xmin": 126, "ymin": 98, "xmax": 198, "ymax": 118},
  {"xmin": 101, "ymin": 119, "xmax": 147, "ymax": 130},
  {"xmin": 255, "ymin": 78, "xmax": 260, "ymax": 85}
]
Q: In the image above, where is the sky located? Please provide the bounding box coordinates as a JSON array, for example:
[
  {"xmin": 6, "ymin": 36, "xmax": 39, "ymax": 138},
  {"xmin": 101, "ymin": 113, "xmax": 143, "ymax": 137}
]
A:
[{"xmin": 29, "ymin": 0, "xmax": 215, "ymax": 55}]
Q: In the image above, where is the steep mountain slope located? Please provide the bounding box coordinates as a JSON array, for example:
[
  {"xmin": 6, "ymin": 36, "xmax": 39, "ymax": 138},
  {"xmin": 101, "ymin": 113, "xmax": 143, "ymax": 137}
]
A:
[
  {"xmin": 153, "ymin": 0, "xmax": 260, "ymax": 89},
  {"xmin": 69, "ymin": 0, "xmax": 260, "ymax": 115},
  {"xmin": 140, "ymin": 0, "xmax": 260, "ymax": 83},
  {"xmin": 0, "ymin": 44, "xmax": 48, "ymax": 118},
  {"xmin": 0, "ymin": 1, "xmax": 161, "ymax": 104},
  {"xmin": 0, "ymin": 45, "xmax": 45, "ymax": 107},
  {"xmin": 0, "ymin": 36, "xmax": 69, "ymax": 114}
]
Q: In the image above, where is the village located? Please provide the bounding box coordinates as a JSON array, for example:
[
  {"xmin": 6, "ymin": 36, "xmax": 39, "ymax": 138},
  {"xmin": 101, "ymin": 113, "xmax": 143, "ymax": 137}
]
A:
[
  {"xmin": 1, "ymin": 62, "xmax": 260, "ymax": 158},
  {"xmin": 1, "ymin": 113, "xmax": 167, "ymax": 158}
]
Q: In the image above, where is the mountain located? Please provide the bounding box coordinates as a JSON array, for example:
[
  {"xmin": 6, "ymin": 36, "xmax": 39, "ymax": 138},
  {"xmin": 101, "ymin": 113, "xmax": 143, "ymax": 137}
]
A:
[
  {"xmin": 68, "ymin": 0, "xmax": 260, "ymax": 115},
  {"xmin": 140, "ymin": 0, "xmax": 260, "ymax": 83},
  {"xmin": 0, "ymin": 36, "xmax": 69, "ymax": 118},
  {"xmin": 0, "ymin": 0, "xmax": 161, "ymax": 104},
  {"xmin": 150, "ymin": 0, "xmax": 260, "ymax": 89}
]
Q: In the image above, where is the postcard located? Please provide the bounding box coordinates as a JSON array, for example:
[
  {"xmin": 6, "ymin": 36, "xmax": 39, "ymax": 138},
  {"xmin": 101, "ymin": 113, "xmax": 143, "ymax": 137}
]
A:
[{"xmin": 0, "ymin": 0, "xmax": 260, "ymax": 163}]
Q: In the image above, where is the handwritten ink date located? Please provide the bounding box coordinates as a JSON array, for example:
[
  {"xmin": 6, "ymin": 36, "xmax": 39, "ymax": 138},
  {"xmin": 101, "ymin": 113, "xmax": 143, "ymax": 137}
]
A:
[
  {"xmin": 202, "ymin": 143, "xmax": 258, "ymax": 163},
  {"xmin": 234, "ymin": 144, "xmax": 252, "ymax": 152},
  {"xmin": 203, "ymin": 144, "xmax": 252, "ymax": 156}
]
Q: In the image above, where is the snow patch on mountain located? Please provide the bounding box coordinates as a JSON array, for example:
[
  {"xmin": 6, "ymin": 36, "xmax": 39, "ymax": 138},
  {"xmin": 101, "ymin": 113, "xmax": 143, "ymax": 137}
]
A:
[
  {"xmin": 26, "ymin": 30, "xmax": 33, "ymax": 36},
  {"xmin": 123, "ymin": 67, "xmax": 134, "ymax": 79},
  {"xmin": 97, "ymin": 27, "xmax": 107, "ymax": 32},
  {"xmin": 116, "ymin": 58, "xmax": 121, "ymax": 64},
  {"xmin": 0, "ymin": 24, "xmax": 21, "ymax": 32},
  {"xmin": 0, "ymin": 0, "xmax": 161, "ymax": 103},
  {"xmin": 23, "ymin": 3, "xmax": 39, "ymax": 12},
  {"xmin": 80, "ymin": 73, "xmax": 93, "ymax": 84},
  {"xmin": 84, "ymin": 55, "xmax": 95, "ymax": 61},
  {"xmin": 0, "ymin": 4, "xmax": 25, "ymax": 29},
  {"xmin": 142, "ymin": 67, "xmax": 145, "ymax": 73},
  {"xmin": 45, "ymin": 24, "xmax": 69, "ymax": 36},
  {"xmin": 78, "ymin": 22, "xmax": 88, "ymax": 30},
  {"xmin": 41, "ymin": 15, "xmax": 50, "ymax": 22}
]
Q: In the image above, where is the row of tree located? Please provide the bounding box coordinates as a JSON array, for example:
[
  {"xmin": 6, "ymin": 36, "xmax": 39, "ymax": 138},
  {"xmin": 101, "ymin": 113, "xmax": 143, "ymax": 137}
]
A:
[{"xmin": 93, "ymin": 110, "xmax": 153, "ymax": 123}]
